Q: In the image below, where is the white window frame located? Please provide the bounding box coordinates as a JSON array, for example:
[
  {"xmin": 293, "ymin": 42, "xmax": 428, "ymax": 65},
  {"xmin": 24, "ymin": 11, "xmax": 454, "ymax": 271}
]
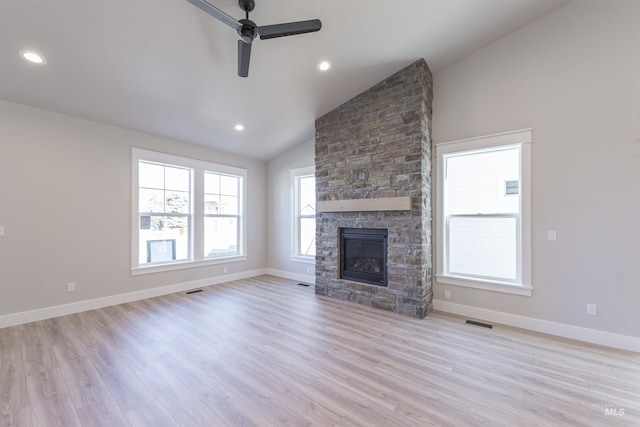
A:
[
  {"xmin": 132, "ymin": 148, "xmax": 247, "ymax": 275},
  {"xmin": 203, "ymin": 171, "xmax": 243, "ymax": 260},
  {"xmin": 435, "ymin": 129, "xmax": 532, "ymax": 296},
  {"xmin": 290, "ymin": 166, "xmax": 315, "ymax": 264}
]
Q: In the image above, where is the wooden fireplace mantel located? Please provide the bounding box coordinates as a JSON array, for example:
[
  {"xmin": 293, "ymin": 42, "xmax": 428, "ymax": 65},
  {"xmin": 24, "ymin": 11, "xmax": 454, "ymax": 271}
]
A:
[{"xmin": 316, "ymin": 196, "xmax": 412, "ymax": 213}]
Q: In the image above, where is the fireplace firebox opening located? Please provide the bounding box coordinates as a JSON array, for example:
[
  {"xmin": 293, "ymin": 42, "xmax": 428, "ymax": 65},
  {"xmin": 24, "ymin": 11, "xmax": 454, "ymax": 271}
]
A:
[{"xmin": 340, "ymin": 228, "xmax": 388, "ymax": 287}]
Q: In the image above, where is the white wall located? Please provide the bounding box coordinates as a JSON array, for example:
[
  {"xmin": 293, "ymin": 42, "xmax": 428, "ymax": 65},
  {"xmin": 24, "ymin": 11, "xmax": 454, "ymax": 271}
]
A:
[
  {"xmin": 0, "ymin": 101, "xmax": 267, "ymax": 319},
  {"xmin": 266, "ymin": 139, "xmax": 315, "ymax": 280},
  {"xmin": 432, "ymin": 0, "xmax": 640, "ymax": 338}
]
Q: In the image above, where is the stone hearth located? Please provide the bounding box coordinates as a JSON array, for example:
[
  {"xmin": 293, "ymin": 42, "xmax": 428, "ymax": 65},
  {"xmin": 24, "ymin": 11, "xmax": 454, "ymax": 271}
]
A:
[{"xmin": 315, "ymin": 59, "xmax": 433, "ymax": 319}]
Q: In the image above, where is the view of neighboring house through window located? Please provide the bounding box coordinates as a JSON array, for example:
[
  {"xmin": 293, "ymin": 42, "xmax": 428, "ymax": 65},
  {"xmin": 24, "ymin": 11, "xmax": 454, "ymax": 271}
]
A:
[
  {"xmin": 204, "ymin": 172, "xmax": 241, "ymax": 257},
  {"xmin": 292, "ymin": 166, "xmax": 316, "ymax": 261},
  {"xmin": 445, "ymin": 146, "xmax": 520, "ymax": 281},
  {"xmin": 435, "ymin": 129, "xmax": 532, "ymax": 295},
  {"xmin": 132, "ymin": 148, "xmax": 247, "ymax": 273},
  {"xmin": 138, "ymin": 161, "xmax": 191, "ymax": 265}
]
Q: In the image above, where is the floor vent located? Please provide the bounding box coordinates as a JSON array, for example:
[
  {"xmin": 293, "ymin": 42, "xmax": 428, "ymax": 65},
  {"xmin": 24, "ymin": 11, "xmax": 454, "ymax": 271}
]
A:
[
  {"xmin": 465, "ymin": 320, "xmax": 493, "ymax": 329},
  {"xmin": 186, "ymin": 289, "xmax": 203, "ymax": 295},
  {"xmin": 297, "ymin": 283, "xmax": 311, "ymax": 287}
]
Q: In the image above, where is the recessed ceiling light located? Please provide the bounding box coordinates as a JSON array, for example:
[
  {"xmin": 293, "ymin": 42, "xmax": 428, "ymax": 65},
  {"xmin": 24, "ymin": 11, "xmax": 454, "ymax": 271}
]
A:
[
  {"xmin": 234, "ymin": 124, "xmax": 245, "ymax": 131},
  {"xmin": 318, "ymin": 60, "xmax": 331, "ymax": 71},
  {"xmin": 19, "ymin": 50, "xmax": 47, "ymax": 65}
]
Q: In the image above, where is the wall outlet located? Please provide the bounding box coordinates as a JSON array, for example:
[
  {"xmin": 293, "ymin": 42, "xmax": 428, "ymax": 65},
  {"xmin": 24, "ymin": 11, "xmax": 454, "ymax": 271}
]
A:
[
  {"xmin": 586, "ymin": 303, "xmax": 597, "ymax": 316},
  {"xmin": 223, "ymin": 267, "xmax": 228, "ymax": 274},
  {"xmin": 547, "ymin": 230, "xmax": 557, "ymax": 241},
  {"xmin": 444, "ymin": 290, "xmax": 451, "ymax": 300},
  {"xmin": 0, "ymin": 226, "xmax": 5, "ymax": 236},
  {"xmin": 67, "ymin": 282, "xmax": 76, "ymax": 293}
]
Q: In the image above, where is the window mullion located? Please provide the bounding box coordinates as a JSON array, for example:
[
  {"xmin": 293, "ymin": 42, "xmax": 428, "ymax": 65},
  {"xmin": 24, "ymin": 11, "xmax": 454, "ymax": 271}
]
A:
[{"xmin": 193, "ymin": 168, "xmax": 204, "ymax": 261}]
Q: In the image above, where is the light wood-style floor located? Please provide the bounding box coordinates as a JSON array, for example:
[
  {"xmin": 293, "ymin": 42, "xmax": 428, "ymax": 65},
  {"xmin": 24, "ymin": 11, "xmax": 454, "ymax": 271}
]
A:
[{"xmin": 1, "ymin": 276, "xmax": 638, "ymax": 426}]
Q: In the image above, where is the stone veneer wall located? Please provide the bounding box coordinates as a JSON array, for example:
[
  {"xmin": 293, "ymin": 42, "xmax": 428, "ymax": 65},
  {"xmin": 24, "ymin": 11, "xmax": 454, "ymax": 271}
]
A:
[{"xmin": 314, "ymin": 59, "xmax": 433, "ymax": 318}]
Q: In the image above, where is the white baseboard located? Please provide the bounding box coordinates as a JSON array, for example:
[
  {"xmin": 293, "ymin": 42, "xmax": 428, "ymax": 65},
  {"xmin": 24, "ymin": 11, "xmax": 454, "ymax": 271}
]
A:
[
  {"xmin": 0, "ymin": 268, "xmax": 268, "ymax": 329},
  {"xmin": 433, "ymin": 300, "xmax": 640, "ymax": 353},
  {"xmin": 264, "ymin": 268, "xmax": 315, "ymax": 285}
]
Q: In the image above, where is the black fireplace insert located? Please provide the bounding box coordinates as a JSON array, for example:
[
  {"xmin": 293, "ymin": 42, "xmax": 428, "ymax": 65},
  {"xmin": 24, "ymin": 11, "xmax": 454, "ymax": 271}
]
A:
[{"xmin": 340, "ymin": 228, "xmax": 388, "ymax": 286}]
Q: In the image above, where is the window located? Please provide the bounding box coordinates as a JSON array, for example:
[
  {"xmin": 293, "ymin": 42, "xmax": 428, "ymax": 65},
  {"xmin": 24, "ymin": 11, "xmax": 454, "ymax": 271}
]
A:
[
  {"xmin": 204, "ymin": 172, "xmax": 240, "ymax": 258},
  {"xmin": 505, "ymin": 180, "xmax": 519, "ymax": 196},
  {"xmin": 132, "ymin": 148, "xmax": 246, "ymax": 274},
  {"xmin": 138, "ymin": 161, "xmax": 191, "ymax": 264},
  {"xmin": 291, "ymin": 166, "xmax": 316, "ymax": 262},
  {"xmin": 435, "ymin": 129, "xmax": 532, "ymax": 295}
]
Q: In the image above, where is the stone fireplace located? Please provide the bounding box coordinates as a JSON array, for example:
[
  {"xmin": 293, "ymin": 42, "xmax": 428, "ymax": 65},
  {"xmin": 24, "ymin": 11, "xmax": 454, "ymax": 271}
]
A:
[{"xmin": 315, "ymin": 59, "xmax": 433, "ymax": 319}]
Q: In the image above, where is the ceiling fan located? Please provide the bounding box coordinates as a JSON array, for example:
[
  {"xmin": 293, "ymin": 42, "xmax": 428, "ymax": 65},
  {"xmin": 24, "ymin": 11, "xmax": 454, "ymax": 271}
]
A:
[{"xmin": 186, "ymin": 0, "xmax": 322, "ymax": 77}]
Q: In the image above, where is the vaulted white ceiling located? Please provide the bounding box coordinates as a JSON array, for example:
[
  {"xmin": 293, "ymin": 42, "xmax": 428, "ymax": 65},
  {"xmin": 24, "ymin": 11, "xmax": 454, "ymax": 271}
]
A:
[{"xmin": 0, "ymin": 0, "xmax": 567, "ymax": 160}]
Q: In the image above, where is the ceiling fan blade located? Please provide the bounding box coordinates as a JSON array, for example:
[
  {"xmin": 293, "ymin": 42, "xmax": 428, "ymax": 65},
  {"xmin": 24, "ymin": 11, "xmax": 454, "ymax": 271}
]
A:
[
  {"xmin": 185, "ymin": 0, "xmax": 241, "ymax": 31},
  {"xmin": 238, "ymin": 40, "xmax": 252, "ymax": 77},
  {"xmin": 258, "ymin": 19, "xmax": 322, "ymax": 40}
]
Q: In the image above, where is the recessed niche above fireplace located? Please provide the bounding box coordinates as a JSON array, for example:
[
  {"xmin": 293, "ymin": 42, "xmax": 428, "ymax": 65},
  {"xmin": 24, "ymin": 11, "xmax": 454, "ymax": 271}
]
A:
[{"xmin": 340, "ymin": 228, "xmax": 388, "ymax": 287}]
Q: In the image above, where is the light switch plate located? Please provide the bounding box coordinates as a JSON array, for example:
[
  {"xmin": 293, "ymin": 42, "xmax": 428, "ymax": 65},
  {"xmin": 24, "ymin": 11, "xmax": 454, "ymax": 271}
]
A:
[
  {"xmin": 547, "ymin": 230, "xmax": 557, "ymax": 241},
  {"xmin": 0, "ymin": 226, "xmax": 4, "ymax": 236}
]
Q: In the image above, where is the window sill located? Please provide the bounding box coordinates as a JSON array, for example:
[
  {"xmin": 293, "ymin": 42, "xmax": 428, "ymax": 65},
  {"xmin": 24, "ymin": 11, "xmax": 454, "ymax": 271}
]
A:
[
  {"xmin": 436, "ymin": 274, "xmax": 532, "ymax": 296},
  {"xmin": 290, "ymin": 255, "xmax": 315, "ymax": 265},
  {"xmin": 132, "ymin": 255, "xmax": 247, "ymax": 276}
]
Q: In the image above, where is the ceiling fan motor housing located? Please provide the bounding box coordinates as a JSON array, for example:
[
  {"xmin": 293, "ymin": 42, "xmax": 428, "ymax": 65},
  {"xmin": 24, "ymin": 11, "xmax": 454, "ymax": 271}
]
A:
[{"xmin": 238, "ymin": 19, "xmax": 257, "ymax": 43}]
